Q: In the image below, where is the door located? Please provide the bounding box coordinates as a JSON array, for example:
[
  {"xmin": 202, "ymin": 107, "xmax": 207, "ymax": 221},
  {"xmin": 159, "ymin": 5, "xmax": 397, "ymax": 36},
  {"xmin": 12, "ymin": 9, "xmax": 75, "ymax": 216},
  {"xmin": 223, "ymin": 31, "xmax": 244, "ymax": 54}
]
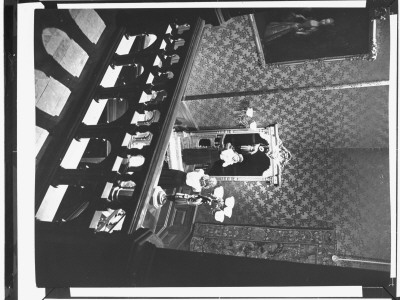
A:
[{"xmin": 155, "ymin": 186, "xmax": 197, "ymax": 250}]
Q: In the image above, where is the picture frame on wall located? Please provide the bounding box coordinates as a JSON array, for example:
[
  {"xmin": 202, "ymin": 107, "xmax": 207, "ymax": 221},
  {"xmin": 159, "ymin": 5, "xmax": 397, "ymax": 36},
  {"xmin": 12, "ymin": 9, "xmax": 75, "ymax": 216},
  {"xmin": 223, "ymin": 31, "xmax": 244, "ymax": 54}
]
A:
[{"xmin": 250, "ymin": 8, "xmax": 378, "ymax": 66}]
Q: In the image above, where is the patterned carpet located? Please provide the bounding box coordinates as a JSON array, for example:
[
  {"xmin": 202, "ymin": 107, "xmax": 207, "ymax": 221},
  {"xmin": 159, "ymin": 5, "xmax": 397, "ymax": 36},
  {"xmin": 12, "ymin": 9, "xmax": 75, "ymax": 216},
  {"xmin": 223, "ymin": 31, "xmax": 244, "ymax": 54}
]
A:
[{"xmin": 190, "ymin": 223, "xmax": 337, "ymax": 265}]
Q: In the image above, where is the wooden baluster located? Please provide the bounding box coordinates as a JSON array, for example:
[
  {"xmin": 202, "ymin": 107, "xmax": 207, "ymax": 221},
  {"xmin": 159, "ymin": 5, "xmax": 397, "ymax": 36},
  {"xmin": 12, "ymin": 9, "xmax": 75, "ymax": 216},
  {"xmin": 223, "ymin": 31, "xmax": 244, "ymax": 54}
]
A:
[
  {"xmin": 138, "ymin": 110, "xmax": 161, "ymax": 126},
  {"xmin": 105, "ymin": 181, "xmax": 138, "ymax": 210},
  {"xmin": 103, "ymin": 88, "xmax": 167, "ymax": 117},
  {"xmin": 166, "ymin": 23, "xmax": 191, "ymax": 38},
  {"xmin": 110, "ymin": 187, "xmax": 136, "ymax": 203},
  {"xmin": 175, "ymin": 23, "xmax": 191, "ymax": 35},
  {"xmin": 111, "ymin": 28, "xmax": 186, "ymax": 69},
  {"xmin": 126, "ymin": 154, "xmax": 146, "ymax": 171},
  {"xmin": 151, "ymin": 71, "xmax": 174, "ymax": 86},
  {"xmin": 111, "ymin": 32, "xmax": 185, "ymax": 70},
  {"xmin": 113, "ymin": 33, "xmax": 179, "ymax": 67},
  {"xmin": 124, "ymin": 24, "xmax": 171, "ymax": 40},
  {"xmin": 135, "ymin": 90, "xmax": 168, "ymax": 113},
  {"xmin": 118, "ymin": 147, "xmax": 143, "ymax": 158},
  {"xmin": 125, "ymin": 132, "xmax": 153, "ymax": 153},
  {"xmin": 95, "ymin": 74, "xmax": 170, "ymax": 100},
  {"xmin": 158, "ymin": 35, "xmax": 184, "ymax": 55},
  {"xmin": 159, "ymin": 53, "xmax": 180, "ymax": 67},
  {"xmin": 118, "ymin": 172, "xmax": 141, "ymax": 185},
  {"xmin": 94, "ymin": 84, "xmax": 144, "ymax": 100},
  {"xmin": 76, "ymin": 122, "xmax": 160, "ymax": 140},
  {"xmin": 111, "ymin": 47, "xmax": 164, "ymax": 69},
  {"xmin": 173, "ymin": 38, "xmax": 185, "ymax": 49}
]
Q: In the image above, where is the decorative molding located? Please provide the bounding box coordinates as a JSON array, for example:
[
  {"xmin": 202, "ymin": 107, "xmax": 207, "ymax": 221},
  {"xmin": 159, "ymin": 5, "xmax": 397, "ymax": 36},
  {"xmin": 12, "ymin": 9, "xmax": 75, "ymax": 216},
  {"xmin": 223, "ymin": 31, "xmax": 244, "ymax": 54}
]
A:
[
  {"xmin": 185, "ymin": 79, "xmax": 389, "ymax": 101},
  {"xmin": 249, "ymin": 14, "xmax": 266, "ymax": 68},
  {"xmin": 186, "ymin": 124, "xmax": 292, "ymax": 186},
  {"xmin": 370, "ymin": 6, "xmax": 390, "ymax": 21}
]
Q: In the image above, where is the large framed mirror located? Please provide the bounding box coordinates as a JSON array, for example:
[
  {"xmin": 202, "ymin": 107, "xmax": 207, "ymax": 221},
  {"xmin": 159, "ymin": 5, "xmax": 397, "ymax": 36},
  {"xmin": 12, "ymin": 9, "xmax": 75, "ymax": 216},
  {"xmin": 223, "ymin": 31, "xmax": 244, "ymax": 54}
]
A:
[{"xmin": 180, "ymin": 124, "xmax": 291, "ymax": 186}]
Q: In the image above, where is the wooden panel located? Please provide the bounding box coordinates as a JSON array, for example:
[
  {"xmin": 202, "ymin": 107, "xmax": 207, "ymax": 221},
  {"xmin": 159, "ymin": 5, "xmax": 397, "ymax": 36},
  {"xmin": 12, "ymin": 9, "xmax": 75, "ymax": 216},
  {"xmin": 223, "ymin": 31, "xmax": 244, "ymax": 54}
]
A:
[
  {"xmin": 159, "ymin": 231, "xmax": 178, "ymax": 245},
  {"xmin": 156, "ymin": 203, "xmax": 197, "ymax": 249},
  {"xmin": 172, "ymin": 209, "xmax": 186, "ymax": 226}
]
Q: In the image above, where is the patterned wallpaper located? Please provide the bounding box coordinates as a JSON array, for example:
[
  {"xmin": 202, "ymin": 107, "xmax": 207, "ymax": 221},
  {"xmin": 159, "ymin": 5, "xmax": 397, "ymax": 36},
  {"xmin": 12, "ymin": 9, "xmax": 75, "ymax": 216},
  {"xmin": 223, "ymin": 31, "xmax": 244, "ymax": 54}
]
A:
[
  {"xmin": 184, "ymin": 87, "xmax": 389, "ymax": 149},
  {"xmin": 184, "ymin": 13, "xmax": 391, "ymax": 267},
  {"xmin": 195, "ymin": 148, "xmax": 390, "ymax": 266},
  {"xmin": 186, "ymin": 15, "xmax": 389, "ymax": 96},
  {"xmin": 184, "ymin": 16, "xmax": 390, "ymax": 148}
]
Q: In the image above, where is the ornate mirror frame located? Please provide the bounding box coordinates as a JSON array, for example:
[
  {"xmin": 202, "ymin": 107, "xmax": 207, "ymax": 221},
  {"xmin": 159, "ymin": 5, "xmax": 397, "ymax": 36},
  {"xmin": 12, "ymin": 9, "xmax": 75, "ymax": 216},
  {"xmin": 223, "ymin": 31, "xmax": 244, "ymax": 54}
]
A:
[{"xmin": 183, "ymin": 124, "xmax": 291, "ymax": 186}]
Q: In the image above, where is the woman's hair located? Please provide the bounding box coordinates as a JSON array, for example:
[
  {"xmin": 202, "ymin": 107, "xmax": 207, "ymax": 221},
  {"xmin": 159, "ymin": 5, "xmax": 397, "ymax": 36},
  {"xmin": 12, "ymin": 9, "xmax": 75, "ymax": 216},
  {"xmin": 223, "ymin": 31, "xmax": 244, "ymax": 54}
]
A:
[
  {"xmin": 201, "ymin": 176, "xmax": 218, "ymax": 189},
  {"xmin": 208, "ymin": 177, "xmax": 218, "ymax": 188}
]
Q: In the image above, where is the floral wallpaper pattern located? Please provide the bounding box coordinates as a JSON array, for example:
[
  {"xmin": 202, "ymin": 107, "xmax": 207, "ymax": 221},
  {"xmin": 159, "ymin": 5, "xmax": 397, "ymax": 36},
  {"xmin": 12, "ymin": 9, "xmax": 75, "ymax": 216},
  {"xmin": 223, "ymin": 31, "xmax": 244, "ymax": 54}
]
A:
[
  {"xmin": 185, "ymin": 13, "xmax": 391, "ymax": 270},
  {"xmin": 186, "ymin": 16, "xmax": 389, "ymax": 96},
  {"xmin": 184, "ymin": 87, "xmax": 389, "ymax": 149}
]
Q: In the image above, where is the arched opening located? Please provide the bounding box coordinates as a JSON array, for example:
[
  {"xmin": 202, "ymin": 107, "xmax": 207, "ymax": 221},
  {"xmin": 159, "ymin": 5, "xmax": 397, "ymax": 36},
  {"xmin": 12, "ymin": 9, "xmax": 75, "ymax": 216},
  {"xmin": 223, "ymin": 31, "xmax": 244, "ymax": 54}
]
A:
[
  {"xmin": 68, "ymin": 9, "xmax": 106, "ymax": 44},
  {"xmin": 199, "ymin": 139, "xmax": 211, "ymax": 147},
  {"xmin": 143, "ymin": 34, "xmax": 157, "ymax": 49},
  {"xmin": 127, "ymin": 155, "xmax": 145, "ymax": 168},
  {"xmin": 135, "ymin": 63, "xmax": 145, "ymax": 77},
  {"xmin": 42, "ymin": 27, "xmax": 88, "ymax": 77},
  {"xmin": 138, "ymin": 89, "xmax": 167, "ymax": 104}
]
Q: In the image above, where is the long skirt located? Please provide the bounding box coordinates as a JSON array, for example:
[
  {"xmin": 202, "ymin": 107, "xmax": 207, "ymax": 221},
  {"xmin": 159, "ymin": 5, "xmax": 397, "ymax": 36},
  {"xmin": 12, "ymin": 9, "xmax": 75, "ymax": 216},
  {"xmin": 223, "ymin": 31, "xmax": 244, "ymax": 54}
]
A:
[
  {"xmin": 263, "ymin": 22, "xmax": 299, "ymax": 43},
  {"xmin": 182, "ymin": 148, "xmax": 220, "ymax": 165}
]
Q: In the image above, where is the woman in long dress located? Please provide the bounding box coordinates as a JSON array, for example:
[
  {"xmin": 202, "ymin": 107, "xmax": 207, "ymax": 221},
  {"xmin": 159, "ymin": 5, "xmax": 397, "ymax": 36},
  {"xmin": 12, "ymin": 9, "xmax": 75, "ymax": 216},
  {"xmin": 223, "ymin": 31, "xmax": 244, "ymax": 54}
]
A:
[
  {"xmin": 264, "ymin": 15, "xmax": 334, "ymax": 43},
  {"xmin": 182, "ymin": 147, "xmax": 221, "ymax": 165}
]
